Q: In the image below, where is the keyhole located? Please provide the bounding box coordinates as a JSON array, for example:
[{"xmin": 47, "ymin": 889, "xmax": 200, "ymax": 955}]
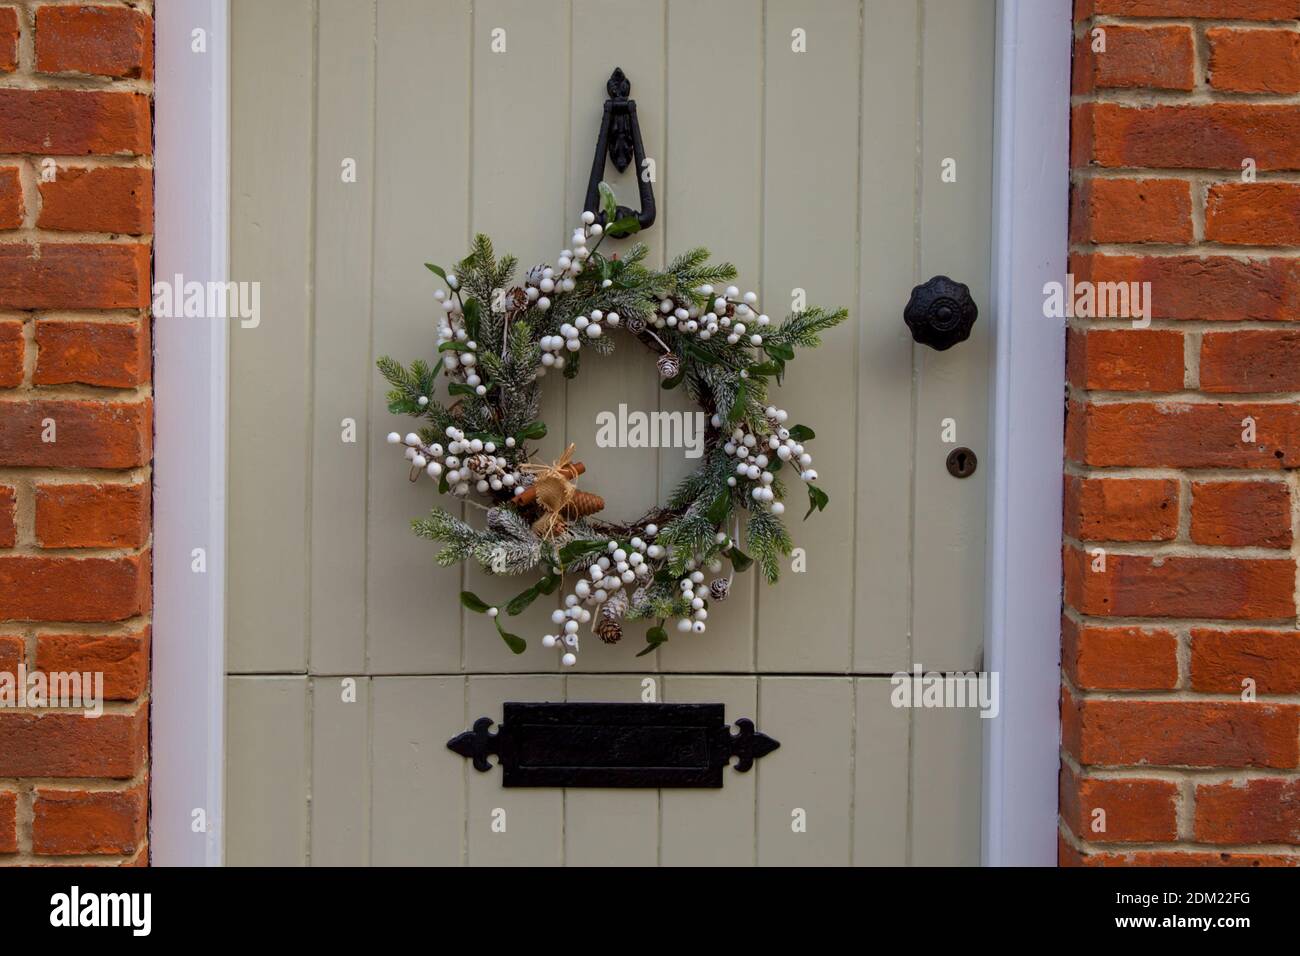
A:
[{"xmin": 946, "ymin": 446, "xmax": 977, "ymax": 478}]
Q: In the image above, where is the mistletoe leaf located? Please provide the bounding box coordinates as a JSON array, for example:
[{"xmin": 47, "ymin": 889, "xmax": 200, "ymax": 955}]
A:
[
  {"xmin": 727, "ymin": 380, "xmax": 748, "ymax": 424},
  {"xmin": 424, "ymin": 262, "xmax": 447, "ymax": 280},
  {"xmin": 636, "ymin": 624, "xmax": 668, "ymax": 657},
  {"xmin": 460, "ymin": 590, "xmax": 492, "ymax": 613},
  {"xmin": 804, "ymin": 483, "xmax": 830, "ymax": 520},
  {"xmin": 505, "ymin": 581, "xmax": 542, "ymax": 616},
  {"xmin": 447, "ymin": 383, "xmax": 478, "ymax": 398},
  {"xmin": 606, "ymin": 215, "xmax": 641, "ymax": 238},
  {"xmin": 727, "ymin": 546, "xmax": 753, "ymax": 573},
  {"xmin": 788, "ymin": 424, "xmax": 816, "ymax": 442},
  {"xmin": 706, "ymin": 488, "xmax": 732, "ymax": 526},
  {"xmin": 514, "ymin": 421, "xmax": 548, "ymax": 441},
  {"xmin": 764, "ymin": 340, "xmax": 795, "ymax": 363},
  {"xmin": 463, "ymin": 297, "xmax": 482, "ymax": 341},
  {"xmin": 598, "ymin": 181, "xmax": 619, "ymax": 223},
  {"xmin": 495, "ymin": 617, "xmax": 526, "ymax": 654}
]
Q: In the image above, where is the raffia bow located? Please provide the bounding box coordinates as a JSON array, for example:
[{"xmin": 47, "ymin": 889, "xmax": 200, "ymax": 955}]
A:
[{"xmin": 519, "ymin": 443, "xmax": 604, "ymax": 537}]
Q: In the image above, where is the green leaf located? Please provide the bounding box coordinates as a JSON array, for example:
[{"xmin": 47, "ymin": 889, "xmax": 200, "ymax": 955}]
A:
[
  {"xmin": 706, "ymin": 489, "xmax": 732, "ymax": 526},
  {"xmin": 661, "ymin": 369, "xmax": 685, "ymax": 390},
  {"xmin": 606, "ymin": 215, "xmax": 641, "ymax": 238},
  {"xmin": 727, "ymin": 381, "xmax": 748, "ymax": 424},
  {"xmin": 788, "ymin": 424, "xmax": 816, "ymax": 442},
  {"xmin": 597, "ymin": 181, "xmax": 619, "ymax": 224},
  {"xmin": 447, "ymin": 383, "xmax": 478, "ymax": 398},
  {"xmin": 514, "ymin": 421, "xmax": 548, "ymax": 441},
  {"xmin": 495, "ymin": 618, "xmax": 526, "ymax": 654},
  {"xmin": 460, "ymin": 591, "xmax": 491, "ymax": 613},
  {"xmin": 636, "ymin": 624, "xmax": 668, "ymax": 657},
  {"xmin": 764, "ymin": 340, "xmax": 796, "ymax": 363},
  {"xmin": 438, "ymin": 471, "xmax": 450, "ymax": 494},
  {"xmin": 727, "ymin": 546, "xmax": 753, "ymax": 573},
  {"xmin": 505, "ymin": 581, "xmax": 542, "ymax": 616},
  {"xmin": 424, "ymin": 262, "xmax": 447, "ymax": 280},
  {"xmin": 537, "ymin": 573, "xmax": 561, "ymax": 595},
  {"xmin": 463, "ymin": 297, "xmax": 482, "ymax": 341},
  {"xmin": 804, "ymin": 483, "xmax": 830, "ymax": 520},
  {"xmin": 747, "ymin": 361, "xmax": 782, "ymax": 378},
  {"xmin": 558, "ymin": 539, "xmax": 608, "ymax": 564},
  {"xmin": 437, "ymin": 341, "xmax": 474, "ymax": 354}
]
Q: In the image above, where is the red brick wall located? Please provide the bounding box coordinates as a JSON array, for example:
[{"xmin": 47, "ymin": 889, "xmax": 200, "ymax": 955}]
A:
[
  {"xmin": 1064, "ymin": 0, "xmax": 1300, "ymax": 866},
  {"xmin": 0, "ymin": 1, "xmax": 152, "ymax": 867}
]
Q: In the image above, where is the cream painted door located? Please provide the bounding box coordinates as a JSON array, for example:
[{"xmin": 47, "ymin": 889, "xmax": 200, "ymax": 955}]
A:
[{"xmin": 224, "ymin": 0, "xmax": 993, "ymax": 866}]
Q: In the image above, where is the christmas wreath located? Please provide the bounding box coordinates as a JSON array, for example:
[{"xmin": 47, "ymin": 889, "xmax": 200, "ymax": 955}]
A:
[{"xmin": 378, "ymin": 183, "xmax": 846, "ymax": 666}]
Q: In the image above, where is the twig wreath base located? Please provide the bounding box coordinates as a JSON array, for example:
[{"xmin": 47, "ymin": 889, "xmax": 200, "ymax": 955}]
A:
[{"xmin": 378, "ymin": 183, "xmax": 846, "ymax": 666}]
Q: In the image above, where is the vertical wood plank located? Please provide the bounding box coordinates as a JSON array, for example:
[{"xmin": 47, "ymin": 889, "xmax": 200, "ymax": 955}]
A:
[
  {"xmin": 659, "ymin": 675, "xmax": 757, "ymax": 866},
  {"xmin": 756, "ymin": 0, "xmax": 861, "ymax": 673},
  {"xmin": 462, "ymin": 0, "xmax": 574, "ymax": 674},
  {"xmin": 855, "ymin": 0, "xmax": 918, "ymax": 674},
  {"xmin": 466, "ymin": 676, "xmax": 564, "ymax": 866},
  {"xmin": 910, "ymin": 703, "xmax": 982, "ymax": 865},
  {"xmin": 225, "ymin": 676, "xmax": 309, "ymax": 865},
  {"xmin": 370, "ymin": 676, "xmax": 466, "ymax": 865},
  {"xmin": 852, "ymin": 677, "xmax": 909, "ymax": 865},
  {"xmin": 656, "ymin": 0, "xmax": 763, "ymax": 673},
  {"xmin": 311, "ymin": 0, "xmax": 376, "ymax": 675},
  {"xmin": 563, "ymin": 675, "xmax": 658, "ymax": 865},
  {"xmin": 913, "ymin": 0, "xmax": 995, "ymax": 672},
  {"xmin": 756, "ymin": 677, "xmax": 852, "ymax": 866},
  {"xmin": 367, "ymin": 0, "xmax": 470, "ymax": 674},
  {"xmin": 563, "ymin": 0, "xmax": 668, "ymax": 672},
  {"xmin": 227, "ymin": 0, "xmax": 315, "ymax": 673},
  {"xmin": 310, "ymin": 674, "xmax": 371, "ymax": 866}
]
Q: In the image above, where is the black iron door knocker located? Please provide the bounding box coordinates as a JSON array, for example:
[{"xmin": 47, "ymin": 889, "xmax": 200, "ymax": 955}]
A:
[{"xmin": 583, "ymin": 67, "xmax": 656, "ymax": 231}]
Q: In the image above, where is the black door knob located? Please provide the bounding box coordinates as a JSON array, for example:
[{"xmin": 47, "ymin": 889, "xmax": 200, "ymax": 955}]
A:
[{"xmin": 903, "ymin": 275, "xmax": 978, "ymax": 351}]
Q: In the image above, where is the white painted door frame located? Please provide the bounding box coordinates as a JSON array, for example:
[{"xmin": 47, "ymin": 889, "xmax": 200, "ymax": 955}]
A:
[{"xmin": 150, "ymin": 0, "xmax": 1069, "ymax": 867}]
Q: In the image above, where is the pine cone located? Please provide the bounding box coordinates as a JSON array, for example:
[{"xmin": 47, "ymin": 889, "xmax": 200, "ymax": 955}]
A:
[
  {"xmin": 465, "ymin": 453, "xmax": 495, "ymax": 475},
  {"xmin": 656, "ymin": 353, "xmax": 682, "ymax": 379},
  {"xmin": 525, "ymin": 264, "xmax": 547, "ymax": 286},
  {"xmin": 596, "ymin": 590, "xmax": 629, "ymax": 644},
  {"xmin": 505, "ymin": 286, "xmax": 529, "ymax": 312},
  {"xmin": 631, "ymin": 586, "xmax": 649, "ymax": 608},
  {"xmin": 709, "ymin": 578, "xmax": 730, "ymax": 602},
  {"xmin": 624, "ymin": 314, "xmax": 647, "ymax": 336},
  {"xmin": 595, "ymin": 617, "xmax": 623, "ymax": 644},
  {"xmin": 561, "ymin": 490, "xmax": 605, "ymax": 519}
]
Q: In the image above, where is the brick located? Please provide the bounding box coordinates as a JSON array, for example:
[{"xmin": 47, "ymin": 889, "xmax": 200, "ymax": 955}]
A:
[
  {"xmin": 35, "ymin": 6, "xmax": 152, "ymax": 80},
  {"xmin": 34, "ymin": 481, "xmax": 149, "ymax": 549},
  {"xmin": 1202, "ymin": 331, "xmax": 1300, "ymax": 394},
  {"xmin": 0, "ymin": 7, "xmax": 15, "ymax": 73},
  {"xmin": 1067, "ymin": 329, "xmax": 1183, "ymax": 393},
  {"xmin": 1073, "ymin": 103, "xmax": 1300, "ymax": 172},
  {"xmin": 33, "ymin": 783, "xmax": 147, "ymax": 855},
  {"xmin": 0, "ymin": 706, "xmax": 146, "ymax": 777},
  {"xmin": 1063, "ymin": 617, "xmax": 1179, "ymax": 690},
  {"xmin": 1071, "ymin": 253, "xmax": 1300, "ymax": 323},
  {"xmin": 0, "ymin": 320, "xmax": 21, "ymax": 388},
  {"xmin": 0, "ymin": 89, "xmax": 151, "ymax": 156},
  {"xmin": 1072, "ymin": 848, "xmax": 1299, "ymax": 867},
  {"xmin": 0, "ymin": 243, "xmax": 150, "ymax": 311},
  {"xmin": 36, "ymin": 628, "xmax": 148, "ymax": 701},
  {"xmin": 1206, "ymin": 183, "xmax": 1300, "ymax": 248},
  {"xmin": 0, "ymin": 634, "xmax": 20, "ymax": 672},
  {"xmin": 1078, "ymin": 0, "xmax": 1300, "ymax": 18},
  {"xmin": 0, "ymin": 552, "xmax": 149, "ymax": 622},
  {"xmin": 34, "ymin": 319, "xmax": 150, "ymax": 388},
  {"xmin": 1191, "ymin": 628, "xmax": 1300, "ymax": 694},
  {"xmin": 1208, "ymin": 28, "xmax": 1300, "ymax": 95},
  {"xmin": 0, "ymin": 484, "xmax": 13, "ymax": 548},
  {"xmin": 0, "ymin": 165, "xmax": 22, "ymax": 229},
  {"xmin": 1070, "ymin": 178, "xmax": 1192, "ymax": 245},
  {"xmin": 1073, "ymin": 25, "xmax": 1194, "ymax": 94},
  {"xmin": 38, "ymin": 166, "xmax": 152, "ymax": 235},
  {"xmin": 1191, "ymin": 480, "xmax": 1291, "ymax": 548},
  {"xmin": 1066, "ymin": 400, "xmax": 1300, "ymax": 470},
  {"xmin": 1064, "ymin": 475, "xmax": 1177, "ymax": 542},
  {"xmin": 1064, "ymin": 546, "xmax": 1295, "ymax": 620},
  {"xmin": 1061, "ymin": 765, "xmax": 1179, "ymax": 843},
  {"xmin": 1062, "ymin": 690, "xmax": 1300, "ymax": 769},
  {"xmin": 0, "ymin": 399, "xmax": 151, "ymax": 469},
  {"xmin": 1195, "ymin": 779, "xmax": 1300, "ymax": 845},
  {"xmin": 0, "ymin": 790, "xmax": 14, "ymax": 853}
]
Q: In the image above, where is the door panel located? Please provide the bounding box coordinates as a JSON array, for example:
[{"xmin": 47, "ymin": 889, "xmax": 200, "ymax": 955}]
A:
[{"xmin": 225, "ymin": 0, "xmax": 995, "ymax": 866}]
